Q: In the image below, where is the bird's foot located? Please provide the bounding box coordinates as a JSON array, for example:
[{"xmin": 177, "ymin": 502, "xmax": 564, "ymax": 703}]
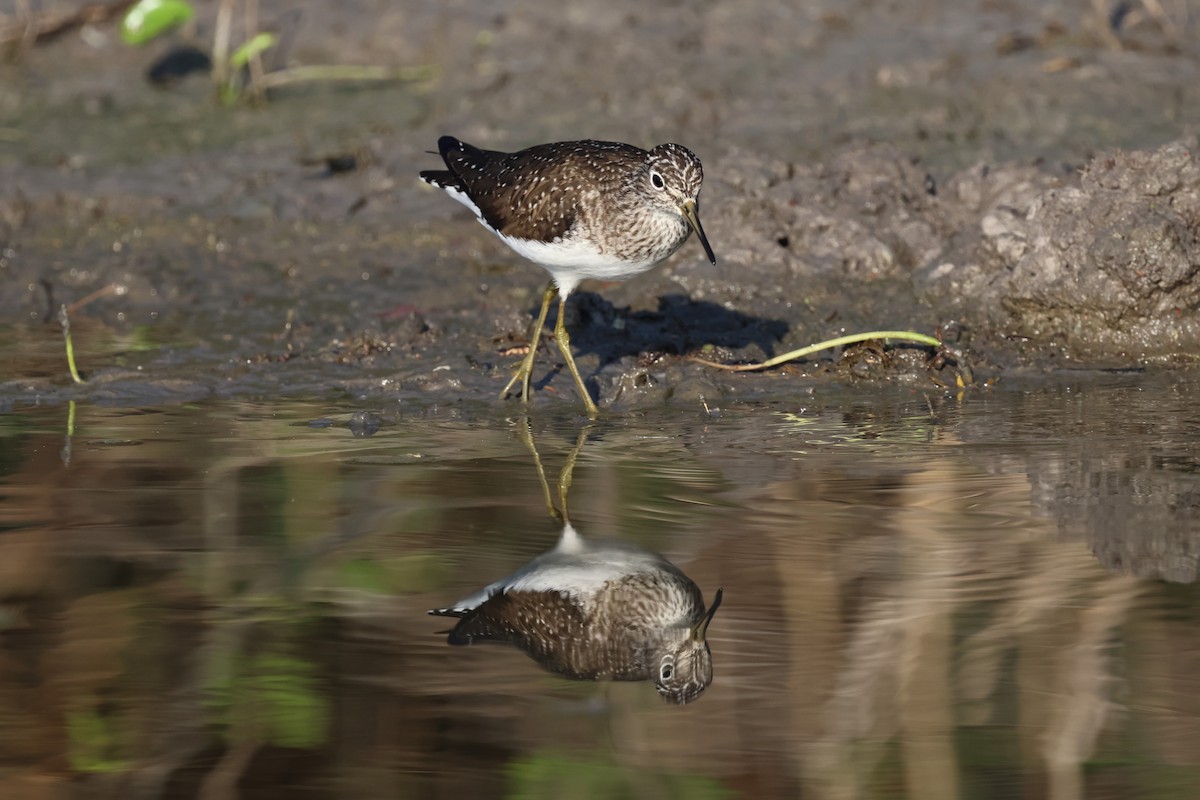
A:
[{"xmin": 499, "ymin": 344, "xmax": 539, "ymax": 404}]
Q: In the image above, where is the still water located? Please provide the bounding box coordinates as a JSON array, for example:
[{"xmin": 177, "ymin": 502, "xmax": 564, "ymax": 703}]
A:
[{"xmin": 1, "ymin": 376, "xmax": 1199, "ymax": 799}]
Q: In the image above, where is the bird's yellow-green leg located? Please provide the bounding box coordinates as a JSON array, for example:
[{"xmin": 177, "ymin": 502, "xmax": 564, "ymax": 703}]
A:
[
  {"xmin": 553, "ymin": 295, "xmax": 599, "ymax": 418},
  {"xmin": 501, "ymin": 282, "xmax": 556, "ymax": 403}
]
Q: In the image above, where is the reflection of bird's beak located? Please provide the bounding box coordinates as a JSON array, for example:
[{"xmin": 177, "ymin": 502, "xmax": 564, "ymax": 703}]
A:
[
  {"xmin": 680, "ymin": 199, "xmax": 717, "ymax": 266},
  {"xmin": 692, "ymin": 587, "xmax": 724, "ymax": 642}
]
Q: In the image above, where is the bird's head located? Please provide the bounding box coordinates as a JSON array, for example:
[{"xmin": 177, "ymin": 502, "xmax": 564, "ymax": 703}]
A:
[
  {"xmin": 652, "ymin": 588, "xmax": 723, "ymax": 705},
  {"xmin": 640, "ymin": 144, "xmax": 717, "ymax": 266}
]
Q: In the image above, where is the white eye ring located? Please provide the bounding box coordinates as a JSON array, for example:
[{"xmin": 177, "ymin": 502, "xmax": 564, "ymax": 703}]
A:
[
  {"xmin": 660, "ymin": 662, "xmax": 673, "ymax": 681},
  {"xmin": 651, "ymin": 171, "xmax": 665, "ymax": 190}
]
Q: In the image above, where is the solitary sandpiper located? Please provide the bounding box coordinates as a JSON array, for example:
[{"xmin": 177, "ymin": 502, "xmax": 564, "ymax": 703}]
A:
[
  {"xmin": 420, "ymin": 136, "xmax": 717, "ymax": 416},
  {"xmin": 428, "ymin": 421, "xmax": 723, "ymax": 704}
]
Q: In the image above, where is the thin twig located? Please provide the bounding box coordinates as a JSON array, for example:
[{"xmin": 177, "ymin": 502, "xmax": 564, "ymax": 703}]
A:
[
  {"xmin": 1, "ymin": 0, "xmax": 136, "ymax": 50},
  {"xmin": 243, "ymin": 0, "xmax": 265, "ymax": 102},
  {"xmin": 66, "ymin": 283, "xmax": 118, "ymax": 315},
  {"xmin": 1140, "ymin": 0, "xmax": 1184, "ymax": 42},
  {"xmin": 15, "ymin": 0, "xmax": 35, "ymax": 56},
  {"xmin": 690, "ymin": 331, "xmax": 942, "ymax": 372},
  {"xmin": 255, "ymin": 63, "xmax": 436, "ymax": 91},
  {"xmin": 212, "ymin": 0, "xmax": 235, "ymax": 92}
]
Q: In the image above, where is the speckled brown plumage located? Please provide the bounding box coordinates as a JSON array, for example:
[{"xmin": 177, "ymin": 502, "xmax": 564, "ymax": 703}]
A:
[
  {"xmin": 430, "ymin": 523, "xmax": 723, "ymax": 704},
  {"xmin": 444, "ymin": 575, "xmax": 705, "ymax": 681},
  {"xmin": 419, "ymin": 135, "xmax": 716, "ymax": 415},
  {"xmin": 420, "ymin": 136, "xmax": 715, "ymax": 288},
  {"xmin": 421, "ymin": 138, "xmax": 647, "ymax": 243}
]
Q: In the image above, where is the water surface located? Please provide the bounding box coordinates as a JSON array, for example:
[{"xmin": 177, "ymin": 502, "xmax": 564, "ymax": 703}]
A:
[{"xmin": 1, "ymin": 377, "xmax": 1199, "ymax": 799}]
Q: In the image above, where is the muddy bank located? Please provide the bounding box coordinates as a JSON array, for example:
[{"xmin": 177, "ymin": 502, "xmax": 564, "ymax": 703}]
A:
[
  {"xmin": 2, "ymin": 0, "xmax": 1199, "ymax": 410},
  {"xmin": 708, "ymin": 136, "xmax": 1200, "ymax": 367}
]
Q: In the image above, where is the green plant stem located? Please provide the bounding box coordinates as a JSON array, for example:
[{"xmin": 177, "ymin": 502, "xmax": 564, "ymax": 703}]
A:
[
  {"xmin": 58, "ymin": 304, "xmax": 85, "ymax": 384},
  {"xmin": 243, "ymin": 0, "xmax": 264, "ymax": 100},
  {"xmin": 212, "ymin": 0, "xmax": 234, "ymax": 90},
  {"xmin": 692, "ymin": 330, "xmax": 942, "ymax": 372}
]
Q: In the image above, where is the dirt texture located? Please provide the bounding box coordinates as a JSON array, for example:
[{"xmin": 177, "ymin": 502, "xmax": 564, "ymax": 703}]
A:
[{"xmin": 2, "ymin": 0, "xmax": 1200, "ymax": 410}]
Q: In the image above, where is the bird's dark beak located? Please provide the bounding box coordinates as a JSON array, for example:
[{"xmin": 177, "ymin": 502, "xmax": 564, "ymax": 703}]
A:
[
  {"xmin": 680, "ymin": 199, "xmax": 717, "ymax": 266},
  {"xmin": 692, "ymin": 587, "xmax": 723, "ymax": 642}
]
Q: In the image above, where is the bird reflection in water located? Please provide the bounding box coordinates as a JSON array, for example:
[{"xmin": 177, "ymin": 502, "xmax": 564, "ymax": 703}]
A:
[{"xmin": 429, "ymin": 422, "xmax": 723, "ymax": 704}]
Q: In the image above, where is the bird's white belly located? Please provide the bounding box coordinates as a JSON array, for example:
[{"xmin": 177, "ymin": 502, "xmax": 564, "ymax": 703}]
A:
[
  {"xmin": 435, "ymin": 180, "xmax": 681, "ymax": 296},
  {"xmin": 445, "ymin": 525, "xmax": 668, "ymax": 612},
  {"xmin": 498, "ymin": 229, "xmax": 659, "ymax": 286}
]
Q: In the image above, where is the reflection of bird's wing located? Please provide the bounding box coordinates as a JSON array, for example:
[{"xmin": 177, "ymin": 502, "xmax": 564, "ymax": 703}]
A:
[{"xmin": 444, "ymin": 589, "xmax": 587, "ymax": 647}]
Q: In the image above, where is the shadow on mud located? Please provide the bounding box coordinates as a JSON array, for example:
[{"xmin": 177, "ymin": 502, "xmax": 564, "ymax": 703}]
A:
[{"xmin": 561, "ymin": 292, "xmax": 789, "ymax": 365}]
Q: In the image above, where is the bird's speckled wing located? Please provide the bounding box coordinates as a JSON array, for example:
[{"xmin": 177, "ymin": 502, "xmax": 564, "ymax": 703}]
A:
[
  {"xmin": 444, "ymin": 588, "xmax": 587, "ymax": 647},
  {"xmin": 445, "ymin": 588, "xmax": 647, "ymax": 681},
  {"xmin": 424, "ymin": 137, "xmax": 647, "ymax": 243}
]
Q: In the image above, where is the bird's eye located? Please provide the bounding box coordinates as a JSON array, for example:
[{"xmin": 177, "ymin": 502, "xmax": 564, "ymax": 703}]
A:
[
  {"xmin": 651, "ymin": 171, "xmax": 665, "ymax": 190},
  {"xmin": 660, "ymin": 663, "xmax": 673, "ymax": 681}
]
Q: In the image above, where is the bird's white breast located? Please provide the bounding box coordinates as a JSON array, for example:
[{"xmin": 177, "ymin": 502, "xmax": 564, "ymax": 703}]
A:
[{"xmin": 497, "ymin": 232, "xmax": 662, "ymax": 297}]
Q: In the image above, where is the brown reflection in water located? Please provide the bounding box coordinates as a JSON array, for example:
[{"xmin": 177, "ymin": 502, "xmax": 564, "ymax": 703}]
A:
[
  {"xmin": 1, "ymin": 403, "xmax": 1200, "ymax": 799},
  {"xmin": 430, "ymin": 423, "xmax": 723, "ymax": 704},
  {"xmin": 645, "ymin": 427, "xmax": 1190, "ymax": 800}
]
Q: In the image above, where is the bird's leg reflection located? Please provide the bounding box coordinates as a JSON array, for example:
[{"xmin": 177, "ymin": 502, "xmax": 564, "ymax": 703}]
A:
[
  {"xmin": 515, "ymin": 416, "xmax": 589, "ymax": 524},
  {"xmin": 518, "ymin": 417, "xmax": 589, "ymax": 524},
  {"xmin": 430, "ymin": 420, "xmax": 723, "ymax": 704}
]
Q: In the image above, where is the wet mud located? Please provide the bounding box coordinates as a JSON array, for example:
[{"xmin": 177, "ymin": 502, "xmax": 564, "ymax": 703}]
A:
[{"xmin": 2, "ymin": 0, "xmax": 1200, "ymax": 409}]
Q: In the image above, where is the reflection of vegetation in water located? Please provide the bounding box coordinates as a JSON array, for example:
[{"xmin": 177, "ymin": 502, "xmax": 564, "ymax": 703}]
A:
[
  {"xmin": 200, "ymin": 460, "xmax": 337, "ymax": 755},
  {"xmin": 8, "ymin": 401, "xmax": 1200, "ymax": 794},
  {"xmin": 507, "ymin": 751, "xmax": 732, "ymax": 800},
  {"xmin": 0, "ymin": 413, "xmax": 30, "ymax": 479},
  {"xmin": 67, "ymin": 708, "xmax": 130, "ymax": 774},
  {"xmin": 334, "ymin": 553, "xmax": 449, "ymax": 594},
  {"xmin": 52, "ymin": 589, "xmax": 142, "ymax": 776},
  {"xmin": 206, "ymin": 645, "xmax": 329, "ymax": 750}
]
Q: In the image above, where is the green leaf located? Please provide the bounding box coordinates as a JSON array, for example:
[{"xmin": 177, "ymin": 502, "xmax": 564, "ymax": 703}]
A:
[
  {"xmin": 229, "ymin": 33, "xmax": 278, "ymax": 71},
  {"xmin": 121, "ymin": 0, "xmax": 196, "ymax": 46}
]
